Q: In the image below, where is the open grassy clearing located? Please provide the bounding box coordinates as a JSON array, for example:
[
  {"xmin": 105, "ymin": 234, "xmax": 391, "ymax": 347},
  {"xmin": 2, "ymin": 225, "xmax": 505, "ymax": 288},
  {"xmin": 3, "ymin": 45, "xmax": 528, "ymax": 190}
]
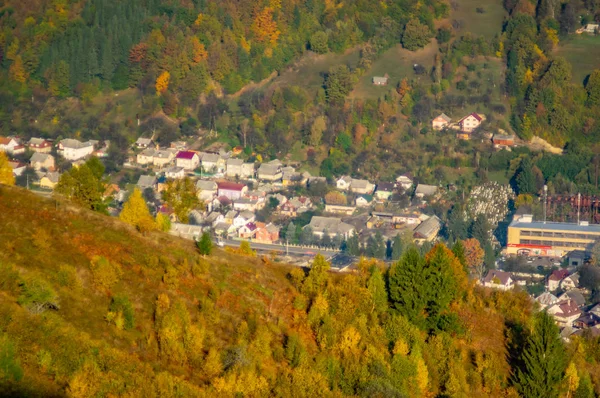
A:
[
  {"xmin": 555, "ymin": 34, "xmax": 600, "ymax": 84},
  {"xmin": 269, "ymin": 49, "xmax": 361, "ymax": 95},
  {"xmin": 449, "ymin": 0, "xmax": 507, "ymax": 39},
  {"xmin": 351, "ymin": 42, "xmax": 438, "ymax": 99}
]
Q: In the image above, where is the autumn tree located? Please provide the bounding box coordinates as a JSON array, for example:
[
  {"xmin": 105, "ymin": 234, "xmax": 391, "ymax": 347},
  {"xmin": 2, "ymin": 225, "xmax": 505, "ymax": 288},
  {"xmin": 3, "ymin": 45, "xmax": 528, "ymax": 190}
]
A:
[
  {"xmin": 156, "ymin": 212, "xmax": 171, "ymax": 232},
  {"xmin": 9, "ymin": 55, "xmax": 27, "ymax": 83},
  {"xmin": 252, "ymin": 7, "xmax": 280, "ymax": 45},
  {"xmin": 324, "ymin": 191, "xmax": 347, "ymax": 205},
  {"xmin": 0, "ymin": 152, "xmax": 15, "ymax": 186},
  {"xmin": 162, "ymin": 177, "xmax": 200, "ymax": 223},
  {"xmin": 55, "ymin": 158, "xmax": 106, "ymax": 212},
  {"xmin": 155, "ymin": 71, "xmax": 170, "ymax": 95},
  {"xmin": 462, "ymin": 238, "xmax": 485, "ymax": 279},
  {"xmin": 514, "ymin": 311, "xmax": 567, "ymax": 398},
  {"xmin": 310, "ymin": 31, "xmax": 329, "ymax": 54},
  {"xmin": 18, "ymin": 276, "xmax": 59, "ymax": 314},
  {"xmin": 303, "ymin": 254, "xmax": 330, "ymax": 297},
  {"xmin": 402, "ymin": 19, "xmax": 432, "ymax": 51},
  {"xmin": 308, "ymin": 116, "xmax": 327, "ymax": 146},
  {"xmin": 120, "ymin": 188, "xmax": 157, "ymax": 233}
]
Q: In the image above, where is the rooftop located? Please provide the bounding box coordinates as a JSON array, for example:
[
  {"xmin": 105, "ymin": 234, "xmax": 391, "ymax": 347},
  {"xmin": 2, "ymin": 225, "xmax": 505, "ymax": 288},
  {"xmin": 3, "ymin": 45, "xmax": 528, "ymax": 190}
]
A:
[
  {"xmin": 510, "ymin": 217, "xmax": 600, "ymax": 233},
  {"xmin": 176, "ymin": 151, "xmax": 197, "ymax": 160}
]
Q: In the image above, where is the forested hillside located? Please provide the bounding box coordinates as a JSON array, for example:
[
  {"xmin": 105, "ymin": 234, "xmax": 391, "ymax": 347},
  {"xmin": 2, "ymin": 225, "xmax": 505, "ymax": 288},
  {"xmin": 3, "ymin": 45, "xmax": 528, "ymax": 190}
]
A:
[{"xmin": 0, "ymin": 185, "xmax": 599, "ymax": 396}]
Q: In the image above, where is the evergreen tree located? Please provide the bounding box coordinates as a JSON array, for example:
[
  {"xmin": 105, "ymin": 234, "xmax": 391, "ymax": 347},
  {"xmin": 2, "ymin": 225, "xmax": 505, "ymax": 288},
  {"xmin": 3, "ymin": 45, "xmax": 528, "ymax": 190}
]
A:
[
  {"xmin": 470, "ymin": 214, "xmax": 491, "ymax": 248},
  {"xmin": 447, "ymin": 205, "xmax": 469, "ymax": 241},
  {"xmin": 345, "ymin": 232, "xmax": 361, "ymax": 256},
  {"xmin": 514, "ymin": 312, "xmax": 567, "ymax": 398},
  {"xmin": 367, "ymin": 267, "xmax": 388, "ymax": 314},
  {"xmin": 391, "ymin": 234, "xmax": 403, "ymax": 260},
  {"xmin": 574, "ymin": 372, "xmax": 594, "ymax": 398},
  {"xmin": 0, "ymin": 152, "xmax": 15, "ymax": 186},
  {"xmin": 388, "ymin": 248, "xmax": 428, "ymax": 328},
  {"xmin": 120, "ymin": 188, "xmax": 157, "ymax": 233},
  {"xmin": 586, "ymin": 69, "xmax": 600, "ymax": 106},
  {"xmin": 452, "ymin": 240, "xmax": 467, "ymax": 270},
  {"xmin": 55, "ymin": 159, "xmax": 106, "ymax": 212},
  {"xmin": 197, "ymin": 232, "xmax": 213, "ymax": 256},
  {"xmin": 515, "ymin": 157, "xmax": 537, "ymax": 195},
  {"xmin": 286, "ymin": 222, "xmax": 296, "ymax": 243}
]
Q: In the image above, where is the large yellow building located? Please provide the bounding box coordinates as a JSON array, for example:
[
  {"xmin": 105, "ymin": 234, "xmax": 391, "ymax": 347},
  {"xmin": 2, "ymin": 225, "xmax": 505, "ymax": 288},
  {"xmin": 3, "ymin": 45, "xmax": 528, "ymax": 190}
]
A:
[{"xmin": 507, "ymin": 214, "xmax": 600, "ymax": 257}]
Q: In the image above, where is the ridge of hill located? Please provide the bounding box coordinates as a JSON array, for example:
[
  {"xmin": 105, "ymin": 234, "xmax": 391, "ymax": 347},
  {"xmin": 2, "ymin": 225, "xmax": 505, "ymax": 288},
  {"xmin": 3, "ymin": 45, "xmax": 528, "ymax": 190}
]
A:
[{"xmin": 0, "ymin": 185, "xmax": 597, "ymax": 397}]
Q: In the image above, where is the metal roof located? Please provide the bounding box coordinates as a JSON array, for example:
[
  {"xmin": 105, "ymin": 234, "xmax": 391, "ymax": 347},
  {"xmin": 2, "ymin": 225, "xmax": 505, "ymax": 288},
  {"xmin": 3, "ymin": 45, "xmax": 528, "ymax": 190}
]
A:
[{"xmin": 510, "ymin": 220, "xmax": 600, "ymax": 233}]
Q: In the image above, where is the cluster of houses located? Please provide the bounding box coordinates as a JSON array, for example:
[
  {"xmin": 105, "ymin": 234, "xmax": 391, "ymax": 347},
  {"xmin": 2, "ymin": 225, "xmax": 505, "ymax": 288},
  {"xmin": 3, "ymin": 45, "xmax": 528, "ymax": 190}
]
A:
[
  {"xmin": 479, "ymin": 267, "xmax": 600, "ymax": 339},
  {"xmin": 431, "ymin": 113, "xmax": 516, "ymax": 148},
  {"xmin": 2, "ymin": 136, "xmax": 110, "ymax": 190}
]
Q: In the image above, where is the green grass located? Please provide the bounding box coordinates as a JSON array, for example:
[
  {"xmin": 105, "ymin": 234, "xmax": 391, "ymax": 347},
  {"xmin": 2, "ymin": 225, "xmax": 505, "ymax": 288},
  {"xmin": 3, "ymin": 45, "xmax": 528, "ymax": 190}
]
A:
[
  {"xmin": 555, "ymin": 34, "xmax": 600, "ymax": 84},
  {"xmin": 351, "ymin": 42, "xmax": 438, "ymax": 99},
  {"xmin": 488, "ymin": 170, "xmax": 509, "ymax": 184},
  {"xmin": 450, "ymin": 0, "xmax": 507, "ymax": 39},
  {"xmin": 269, "ymin": 50, "xmax": 361, "ymax": 95}
]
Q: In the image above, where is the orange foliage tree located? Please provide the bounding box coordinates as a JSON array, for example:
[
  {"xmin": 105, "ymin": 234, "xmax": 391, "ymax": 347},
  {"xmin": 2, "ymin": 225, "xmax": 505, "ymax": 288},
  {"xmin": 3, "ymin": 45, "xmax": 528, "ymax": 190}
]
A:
[
  {"xmin": 463, "ymin": 238, "xmax": 485, "ymax": 279},
  {"xmin": 252, "ymin": 7, "xmax": 280, "ymax": 45},
  {"xmin": 190, "ymin": 37, "xmax": 208, "ymax": 63}
]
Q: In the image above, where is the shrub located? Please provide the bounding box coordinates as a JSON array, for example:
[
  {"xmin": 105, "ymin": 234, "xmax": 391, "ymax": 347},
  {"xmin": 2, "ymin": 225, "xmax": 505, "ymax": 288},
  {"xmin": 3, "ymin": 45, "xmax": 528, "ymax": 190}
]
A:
[
  {"xmin": 55, "ymin": 264, "xmax": 81, "ymax": 290},
  {"xmin": 89, "ymin": 256, "xmax": 122, "ymax": 292},
  {"xmin": 163, "ymin": 266, "xmax": 179, "ymax": 289},
  {"xmin": 18, "ymin": 276, "xmax": 59, "ymax": 314},
  {"xmin": 108, "ymin": 295, "xmax": 135, "ymax": 330}
]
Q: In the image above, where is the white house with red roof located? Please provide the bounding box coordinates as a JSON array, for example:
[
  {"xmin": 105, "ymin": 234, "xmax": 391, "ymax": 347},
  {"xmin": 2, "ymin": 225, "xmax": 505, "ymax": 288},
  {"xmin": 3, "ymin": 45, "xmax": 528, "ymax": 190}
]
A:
[
  {"xmin": 217, "ymin": 181, "xmax": 248, "ymax": 200},
  {"xmin": 28, "ymin": 138, "xmax": 53, "ymax": 153},
  {"xmin": 547, "ymin": 269, "xmax": 570, "ymax": 292},
  {"xmin": 0, "ymin": 137, "xmax": 23, "ymax": 155},
  {"xmin": 175, "ymin": 151, "xmax": 200, "ymax": 170},
  {"xmin": 238, "ymin": 222, "xmax": 258, "ymax": 239},
  {"xmin": 547, "ymin": 299, "xmax": 581, "ymax": 327},
  {"xmin": 457, "ymin": 113, "xmax": 485, "ymax": 133}
]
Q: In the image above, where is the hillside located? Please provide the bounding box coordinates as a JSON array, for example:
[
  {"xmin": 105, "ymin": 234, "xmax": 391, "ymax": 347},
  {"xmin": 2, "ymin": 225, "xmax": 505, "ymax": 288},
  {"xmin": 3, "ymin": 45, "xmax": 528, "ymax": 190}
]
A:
[{"xmin": 0, "ymin": 185, "xmax": 599, "ymax": 396}]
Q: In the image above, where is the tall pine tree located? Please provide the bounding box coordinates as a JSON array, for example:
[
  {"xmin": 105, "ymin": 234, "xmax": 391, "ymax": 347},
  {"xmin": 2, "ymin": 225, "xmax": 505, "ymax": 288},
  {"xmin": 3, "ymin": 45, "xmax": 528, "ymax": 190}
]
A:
[{"xmin": 514, "ymin": 311, "xmax": 567, "ymax": 398}]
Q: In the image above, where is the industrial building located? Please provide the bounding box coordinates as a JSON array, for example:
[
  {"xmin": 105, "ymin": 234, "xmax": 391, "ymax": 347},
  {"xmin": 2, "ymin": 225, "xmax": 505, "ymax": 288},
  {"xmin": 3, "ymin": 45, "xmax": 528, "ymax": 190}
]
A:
[{"xmin": 506, "ymin": 214, "xmax": 600, "ymax": 257}]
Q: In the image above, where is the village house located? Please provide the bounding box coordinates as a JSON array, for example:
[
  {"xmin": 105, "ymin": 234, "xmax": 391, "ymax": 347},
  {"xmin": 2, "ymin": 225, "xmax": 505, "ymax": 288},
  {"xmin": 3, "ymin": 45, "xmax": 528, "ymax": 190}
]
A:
[
  {"xmin": 325, "ymin": 203, "xmax": 356, "ymax": 215},
  {"xmin": 169, "ymin": 223, "xmax": 204, "ymax": 241},
  {"xmin": 577, "ymin": 23, "xmax": 599, "ymax": 34},
  {"xmin": 336, "ymin": 176, "xmax": 352, "ymax": 191},
  {"xmin": 283, "ymin": 170, "xmax": 309, "ymax": 186},
  {"xmin": 457, "ymin": 113, "xmax": 485, "ymax": 133},
  {"xmin": 547, "ymin": 300, "xmax": 582, "ymax": 327},
  {"xmin": 557, "ymin": 290, "xmax": 586, "ymax": 308},
  {"xmin": 372, "ymin": 75, "xmax": 388, "ymax": 86},
  {"xmin": 39, "ymin": 172, "xmax": 60, "ymax": 190},
  {"xmin": 59, "ymin": 139, "xmax": 95, "ymax": 161},
  {"xmin": 200, "ymin": 152, "xmax": 224, "ymax": 173},
  {"xmin": 492, "ymin": 134, "xmax": 515, "ymax": 149},
  {"xmin": 196, "ymin": 180, "xmax": 218, "ymax": 202},
  {"xmin": 375, "ymin": 182, "xmax": 395, "ymax": 201},
  {"xmin": 226, "ymin": 158, "xmax": 255, "ymax": 179},
  {"xmin": 396, "ymin": 173, "xmax": 414, "ymax": 191},
  {"xmin": 28, "ymin": 138, "xmax": 53, "ymax": 153},
  {"xmin": 305, "ymin": 216, "xmax": 355, "ymax": 239},
  {"xmin": 233, "ymin": 197, "xmax": 265, "ymax": 212},
  {"xmin": 175, "ymin": 151, "xmax": 200, "ymax": 170},
  {"xmin": 255, "ymin": 223, "xmax": 280, "ymax": 244},
  {"xmin": 258, "ymin": 162, "xmax": 283, "ymax": 181},
  {"xmin": 135, "ymin": 137, "xmax": 153, "ymax": 149},
  {"xmin": 280, "ymin": 197, "xmax": 312, "ymax": 217},
  {"xmin": 224, "ymin": 210, "xmax": 238, "ymax": 225},
  {"xmin": 165, "ymin": 166, "xmax": 185, "ymax": 179},
  {"xmin": 137, "ymin": 175, "xmax": 157, "ymax": 191},
  {"xmin": 9, "ymin": 161, "xmax": 26, "ymax": 177},
  {"xmin": 547, "ymin": 269, "xmax": 570, "ymax": 292},
  {"xmin": 0, "ymin": 137, "xmax": 23, "ymax": 155},
  {"xmin": 217, "ymin": 181, "xmax": 247, "ymax": 200},
  {"xmin": 480, "ymin": 270, "xmax": 514, "ymax": 290},
  {"xmin": 350, "ymin": 179, "xmax": 375, "ymax": 195},
  {"xmin": 170, "ymin": 141, "xmax": 188, "ymax": 151},
  {"xmin": 238, "ymin": 222, "xmax": 258, "ymax": 239},
  {"xmin": 153, "ymin": 150, "xmax": 176, "ymax": 168},
  {"xmin": 560, "ymin": 273, "xmax": 580, "ymax": 291},
  {"xmin": 414, "ymin": 184, "xmax": 438, "ymax": 198},
  {"xmin": 535, "ymin": 292, "xmax": 558, "ymax": 309},
  {"xmin": 413, "ymin": 215, "xmax": 442, "ymax": 242},
  {"xmin": 233, "ymin": 211, "xmax": 256, "ymax": 228},
  {"xmin": 137, "ymin": 148, "xmax": 156, "ymax": 165},
  {"xmin": 30, "ymin": 152, "xmax": 55, "ymax": 171},
  {"xmin": 393, "ymin": 213, "xmax": 422, "ymax": 226},
  {"xmin": 205, "ymin": 212, "xmax": 225, "ymax": 227},
  {"xmin": 431, "ymin": 113, "xmax": 451, "ymax": 130},
  {"xmin": 355, "ymin": 194, "xmax": 374, "ymax": 207}
]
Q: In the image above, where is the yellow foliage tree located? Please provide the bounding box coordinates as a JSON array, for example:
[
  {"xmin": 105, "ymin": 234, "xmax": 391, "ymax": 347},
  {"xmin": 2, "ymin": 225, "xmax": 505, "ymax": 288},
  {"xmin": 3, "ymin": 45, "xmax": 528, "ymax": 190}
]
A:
[
  {"xmin": 9, "ymin": 55, "xmax": 27, "ymax": 83},
  {"xmin": 0, "ymin": 152, "xmax": 15, "ymax": 186},
  {"xmin": 89, "ymin": 256, "xmax": 122, "ymax": 292},
  {"xmin": 203, "ymin": 348, "xmax": 223, "ymax": 380},
  {"xmin": 155, "ymin": 71, "xmax": 170, "ymax": 95},
  {"xmin": 120, "ymin": 188, "xmax": 157, "ymax": 233}
]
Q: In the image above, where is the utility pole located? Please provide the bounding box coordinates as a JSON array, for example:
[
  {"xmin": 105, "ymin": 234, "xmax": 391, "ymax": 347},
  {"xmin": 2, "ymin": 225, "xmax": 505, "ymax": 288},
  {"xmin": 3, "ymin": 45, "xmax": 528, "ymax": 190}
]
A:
[
  {"xmin": 578, "ymin": 193, "xmax": 581, "ymax": 224},
  {"xmin": 543, "ymin": 185, "xmax": 547, "ymax": 224}
]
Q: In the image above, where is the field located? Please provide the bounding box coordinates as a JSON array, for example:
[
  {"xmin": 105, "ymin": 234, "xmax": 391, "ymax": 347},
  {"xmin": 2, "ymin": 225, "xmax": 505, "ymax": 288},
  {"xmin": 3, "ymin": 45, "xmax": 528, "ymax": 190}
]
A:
[
  {"xmin": 269, "ymin": 49, "xmax": 361, "ymax": 95},
  {"xmin": 555, "ymin": 34, "xmax": 600, "ymax": 84},
  {"xmin": 448, "ymin": 0, "xmax": 507, "ymax": 39},
  {"xmin": 351, "ymin": 42, "xmax": 438, "ymax": 99}
]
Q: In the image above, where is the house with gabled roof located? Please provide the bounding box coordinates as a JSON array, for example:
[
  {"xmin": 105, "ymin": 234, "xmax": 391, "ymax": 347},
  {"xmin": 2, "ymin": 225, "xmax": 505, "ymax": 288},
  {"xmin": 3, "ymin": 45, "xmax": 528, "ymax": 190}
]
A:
[
  {"xmin": 239, "ymin": 222, "xmax": 258, "ymax": 239},
  {"xmin": 432, "ymin": 113, "xmax": 451, "ymax": 130},
  {"xmin": 535, "ymin": 292, "xmax": 558, "ymax": 309},
  {"xmin": 30, "ymin": 152, "xmax": 55, "ymax": 171},
  {"xmin": 547, "ymin": 299, "xmax": 581, "ymax": 327},
  {"xmin": 257, "ymin": 162, "xmax": 282, "ymax": 181},
  {"xmin": 175, "ymin": 151, "xmax": 200, "ymax": 170},
  {"xmin": 457, "ymin": 113, "xmax": 485, "ymax": 133},
  {"xmin": 0, "ymin": 137, "xmax": 22, "ymax": 154},
  {"xmin": 547, "ymin": 269, "xmax": 570, "ymax": 292},
  {"xmin": 480, "ymin": 270, "xmax": 514, "ymax": 290},
  {"xmin": 135, "ymin": 137, "xmax": 153, "ymax": 149},
  {"xmin": 28, "ymin": 137, "xmax": 53, "ymax": 153},
  {"xmin": 255, "ymin": 223, "xmax": 280, "ymax": 244},
  {"xmin": 375, "ymin": 182, "xmax": 395, "ymax": 201}
]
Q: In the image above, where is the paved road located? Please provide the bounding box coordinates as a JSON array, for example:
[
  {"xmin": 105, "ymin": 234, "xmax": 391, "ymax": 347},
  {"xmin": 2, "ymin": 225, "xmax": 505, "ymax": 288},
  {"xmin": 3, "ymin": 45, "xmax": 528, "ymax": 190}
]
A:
[{"xmin": 218, "ymin": 239, "xmax": 340, "ymax": 257}]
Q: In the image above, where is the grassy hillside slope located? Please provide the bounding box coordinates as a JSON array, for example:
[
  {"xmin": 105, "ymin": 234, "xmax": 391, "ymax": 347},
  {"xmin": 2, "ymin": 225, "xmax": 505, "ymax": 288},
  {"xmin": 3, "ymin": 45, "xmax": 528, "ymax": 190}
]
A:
[{"xmin": 1, "ymin": 185, "xmax": 598, "ymax": 397}]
